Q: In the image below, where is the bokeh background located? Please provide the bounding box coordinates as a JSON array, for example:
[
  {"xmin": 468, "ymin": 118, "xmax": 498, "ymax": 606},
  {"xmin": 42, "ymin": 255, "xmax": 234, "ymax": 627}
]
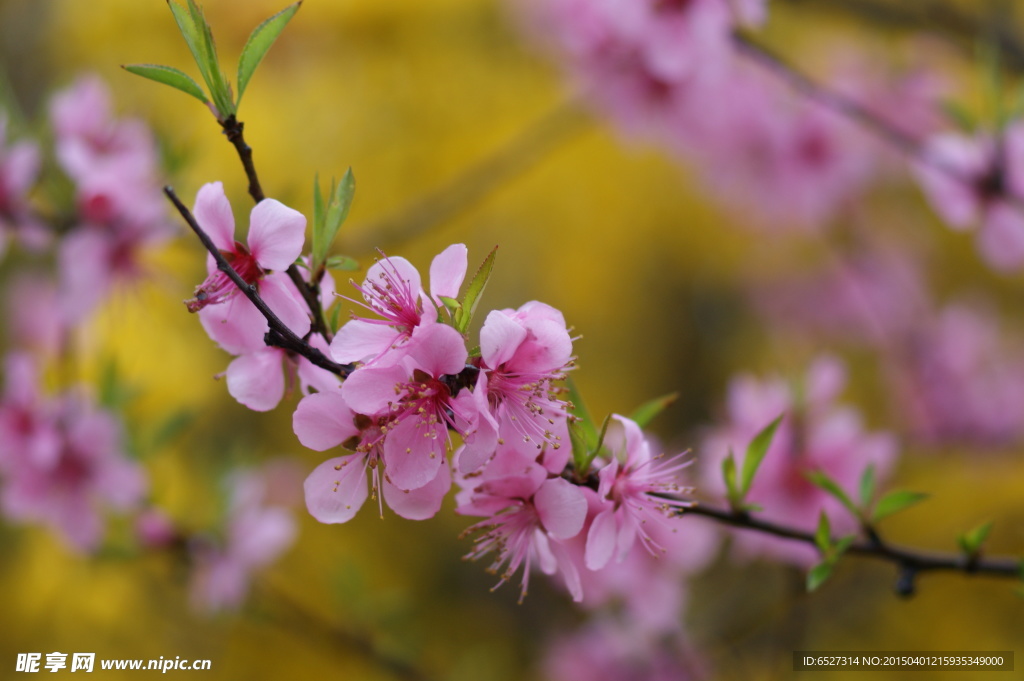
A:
[{"xmin": 0, "ymin": 0, "xmax": 1022, "ymax": 679}]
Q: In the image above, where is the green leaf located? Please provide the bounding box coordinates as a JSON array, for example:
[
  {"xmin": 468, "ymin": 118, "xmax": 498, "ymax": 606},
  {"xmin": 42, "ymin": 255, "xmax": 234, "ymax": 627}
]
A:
[
  {"xmin": 628, "ymin": 392, "xmax": 679, "ymax": 429},
  {"xmin": 814, "ymin": 511, "xmax": 831, "ymax": 553},
  {"xmin": 858, "ymin": 464, "xmax": 876, "ymax": 509},
  {"xmin": 872, "ymin": 490, "xmax": 929, "ymax": 523},
  {"xmin": 167, "ymin": 1, "xmax": 208, "ymax": 82},
  {"xmin": 739, "ymin": 414, "xmax": 783, "ymax": 497},
  {"xmin": 807, "ymin": 561, "xmax": 834, "ymax": 592},
  {"xmin": 325, "ymin": 255, "xmax": 359, "ymax": 271},
  {"xmin": 568, "ymin": 420, "xmax": 592, "ymax": 473},
  {"xmin": 722, "ymin": 451, "xmax": 739, "ymax": 507},
  {"xmin": 237, "ymin": 2, "xmax": 301, "ymax": 105},
  {"xmin": 327, "ymin": 300, "xmax": 344, "ymax": 334},
  {"xmin": 188, "ymin": 0, "xmax": 233, "ymax": 118},
  {"xmin": 123, "ymin": 64, "xmax": 209, "ymax": 104},
  {"xmin": 438, "ymin": 295, "xmax": 461, "ymax": 313},
  {"xmin": 958, "ymin": 520, "xmax": 994, "ymax": 556},
  {"xmin": 833, "ymin": 535, "xmax": 855, "ymax": 557},
  {"xmin": 564, "ymin": 376, "xmax": 598, "ymax": 451},
  {"xmin": 312, "ymin": 172, "xmax": 324, "ymax": 246},
  {"xmin": 454, "ymin": 246, "xmax": 497, "ymax": 335},
  {"xmin": 313, "ymin": 170, "xmax": 355, "ymax": 269},
  {"xmin": 805, "ymin": 470, "xmax": 860, "ymax": 520}
]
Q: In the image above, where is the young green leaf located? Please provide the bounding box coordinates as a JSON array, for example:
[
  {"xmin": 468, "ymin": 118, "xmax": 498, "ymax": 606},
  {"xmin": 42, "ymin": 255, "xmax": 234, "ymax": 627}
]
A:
[
  {"xmin": 237, "ymin": 2, "xmax": 302, "ymax": 105},
  {"xmin": 327, "ymin": 300, "xmax": 344, "ymax": 334},
  {"xmin": 167, "ymin": 0, "xmax": 233, "ymax": 119},
  {"xmin": 437, "ymin": 296, "xmax": 461, "ymax": 313},
  {"xmin": 122, "ymin": 64, "xmax": 209, "ymax": 104},
  {"xmin": 958, "ymin": 520, "xmax": 994, "ymax": 557},
  {"xmin": 325, "ymin": 255, "xmax": 359, "ymax": 271},
  {"xmin": 858, "ymin": 463, "xmax": 876, "ymax": 509},
  {"xmin": 568, "ymin": 420, "xmax": 592, "ymax": 473},
  {"xmin": 871, "ymin": 490, "xmax": 929, "ymax": 523},
  {"xmin": 722, "ymin": 450, "xmax": 739, "ymax": 507},
  {"xmin": 807, "ymin": 561, "xmax": 834, "ymax": 592},
  {"xmin": 628, "ymin": 392, "xmax": 679, "ymax": 429},
  {"xmin": 322, "ymin": 168, "xmax": 355, "ymax": 258},
  {"xmin": 454, "ymin": 246, "xmax": 497, "ymax": 335},
  {"xmin": 739, "ymin": 414, "xmax": 783, "ymax": 497},
  {"xmin": 833, "ymin": 535, "xmax": 855, "ymax": 557},
  {"xmin": 564, "ymin": 375, "xmax": 598, "ymax": 451},
  {"xmin": 805, "ymin": 470, "xmax": 860, "ymax": 520},
  {"xmin": 814, "ymin": 511, "xmax": 831, "ymax": 553},
  {"xmin": 312, "ymin": 172, "xmax": 324, "ymax": 241}
]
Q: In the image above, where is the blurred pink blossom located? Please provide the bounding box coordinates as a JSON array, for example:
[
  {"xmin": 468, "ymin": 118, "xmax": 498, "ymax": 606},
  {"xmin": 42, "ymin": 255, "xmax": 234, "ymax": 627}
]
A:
[{"xmin": 701, "ymin": 357, "xmax": 896, "ymax": 565}]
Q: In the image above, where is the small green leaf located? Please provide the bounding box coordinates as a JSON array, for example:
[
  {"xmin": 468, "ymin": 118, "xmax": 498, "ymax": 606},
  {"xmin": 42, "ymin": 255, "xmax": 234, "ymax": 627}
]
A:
[
  {"xmin": 237, "ymin": 2, "xmax": 301, "ymax": 105},
  {"xmin": 872, "ymin": 490, "xmax": 929, "ymax": 523},
  {"xmin": 807, "ymin": 561, "xmax": 834, "ymax": 592},
  {"xmin": 438, "ymin": 295, "xmax": 461, "ymax": 313},
  {"xmin": 569, "ymin": 420, "xmax": 592, "ymax": 473},
  {"xmin": 805, "ymin": 470, "xmax": 860, "ymax": 520},
  {"xmin": 167, "ymin": 2, "xmax": 208, "ymax": 80},
  {"xmin": 814, "ymin": 511, "xmax": 831, "ymax": 553},
  {"xmin": 313, "ymin": 170, "xmax": 355, "ymax": 268},
  {"xmin": 740, "ymin": 414, "xmax": 783, "ymax": 496},
  {"xmin": 858, "ymin": 464, "xmax": 876, "ymax": 509},
  {"xmin": 312, "ymin": 172, "xmax": 324, "ymax": 243},
  {"xmin": 327, "ymin": 300, "xmax": 344, "ymax": 334},
  {"xmin": 564, "ymin": 376, "xmax": 598, "ymax": 451},
  {"xmin": 958, "ymin": 520, "xmax": 994, "ymax": 556},
  {"xmin": 167, "ymin": 0, "xmax": 233, "ymax": 119},
  {"xmin": 833, "ymin": 535, "xmax": 855, "ymax": 557},
  {"xmin": 722, "ymin": 451, "xmax": 739, "ymax": 507},
  {"xmin": 123, "ymin": 64, "xmax": 209, "ymax": 104},
  {"xmin": 454, "ymin": 246, "xmax": 497, "ymax": 335},
  {"xmin": 325, "ymin": 255, "xmax": 359, "ymax": 271},
  {"xmin": 628, "ymin": 392, "xmax": 679, "ymax": 429}
]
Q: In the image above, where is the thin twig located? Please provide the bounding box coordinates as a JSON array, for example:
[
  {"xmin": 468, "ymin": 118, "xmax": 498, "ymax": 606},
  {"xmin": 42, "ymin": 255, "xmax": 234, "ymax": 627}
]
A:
[
  {"xmin": 220, "ymin": 115, "xmax": 332, "ymax": 341},
  {"xmin": 683, "ymin": 502, "xmax": 1021, "ymax": 589},
  {"xmin": 164, "ymin": 185, "xmax": 352, "ymax": 377}
]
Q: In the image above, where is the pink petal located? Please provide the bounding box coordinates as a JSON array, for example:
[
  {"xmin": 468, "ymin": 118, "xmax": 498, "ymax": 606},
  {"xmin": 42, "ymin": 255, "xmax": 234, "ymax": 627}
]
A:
[
  {"xmin": 293, "ymin": 390, "xmax": 358, "ymax": 451},
  {"xmin": 247, "ymin": 199, "xmax": 306, "ymax": 271},
  {"xmin": 341, "ymin": 363, "xmax": 408, "ymax": 415},
  {"xmin": 429, "ymin": 243, "xmax": 468, "ymax": 304},
  {"xmin": 364, "ymin": 256, "xmax": 421, "ymax": 305},
  {"xmin": 330, "ymin": 319, "xmax": 401, "ymax": 364},
  {"xmin": 979, "ymin": 203, "xmax": 1024, "ymax": 272},
  {"xmin": 480, "ymin": 310, "xmax": 527, "ymax": 369},
  {"xmin": 198, "ymin": 290, "xmax": 268, "ymax": 355},
  {"xmin": 259, "ymin": 272, "xmax": 312, "ymax": 338},
  {"xmin": 193, "ymin": 182, "xmax": 236, "ymax": 251},
  {"xmin": 230, "ymin": 506, "xmax": 296, "ymax": 568},
  {"xmin": 383, "ymin": 461, "xmax": 451, "ymax": 520},
  {"xmin": 226, "ymin": 349, "xmax": 286, "ymax": 411},
  {"xmin": 304, "ymin": 454, "xmax": 369, "ymax": 524},
  {"xmin": 508, "ymin": 318, "xmax": 573, "ymax": 374},
  {"xmin": 535, "ymin": 477, "xmax": 586, "ymax": 540},
  {"xmin": 584, "ymin": 507, "xmax": 617, "ymax": 570},
  {"xmin": 406, "ymin": 323, "xmax": 468, "ymax": 377},
  {"xmin": 382, "ymin": 415, "xmax": 445, "ymax": 491}
]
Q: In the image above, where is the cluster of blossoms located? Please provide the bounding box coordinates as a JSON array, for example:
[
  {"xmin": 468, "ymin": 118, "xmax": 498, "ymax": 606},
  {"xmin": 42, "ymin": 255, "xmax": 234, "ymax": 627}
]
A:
[
  {"xmin": 759, "ymin": 243, "xmax": 1024, "ymax": 448},
  {"xmin": 522, "ymin": 0, "xmax": 945, "ymax": 232},
  {"xmin": 0, "ymin": 77, "xmax": 300, "ymax": 614},
  {"xmin": 701, "ymin": 356, "xmax": 897, "ymax": 565},
  {"xmin": 180, "ymin": 184, "xmax": 700, "ymax": 602}
]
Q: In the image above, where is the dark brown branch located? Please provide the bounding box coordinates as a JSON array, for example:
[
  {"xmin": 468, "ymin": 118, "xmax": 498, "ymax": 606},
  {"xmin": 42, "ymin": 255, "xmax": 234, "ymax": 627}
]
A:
[
  {"xmin": 164, "ymin": 185, "xmax": 352, "ymax": 378},
  {"xmin": 683, "ymin": 502, "xmax": 1021, "ymax": 590},
  {"xmin": 219, "ymin": 115, "xmax": 332, "ymax": 341}
]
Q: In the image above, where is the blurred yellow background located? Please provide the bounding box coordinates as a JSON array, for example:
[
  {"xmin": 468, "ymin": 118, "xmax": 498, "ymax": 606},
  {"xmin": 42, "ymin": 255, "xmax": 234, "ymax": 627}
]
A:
[{"xmin": 0, "ymin": 0, "xmax": 1021, "ymax": 679}]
